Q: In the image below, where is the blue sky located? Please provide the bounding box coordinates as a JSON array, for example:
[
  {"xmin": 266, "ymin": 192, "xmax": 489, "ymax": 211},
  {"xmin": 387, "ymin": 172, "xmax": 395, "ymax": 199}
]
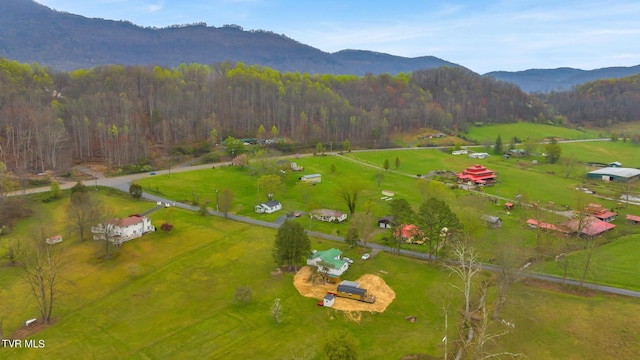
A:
[{"xmin": 35, "ymin": 0, "xmax": 640, "ymax": 74}]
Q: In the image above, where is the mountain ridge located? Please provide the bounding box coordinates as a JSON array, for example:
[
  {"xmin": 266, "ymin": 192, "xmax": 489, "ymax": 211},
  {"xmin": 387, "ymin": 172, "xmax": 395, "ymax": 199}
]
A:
[{"xmin": 1, "ymin": 0, "xmax": 640, "ymax": 92}]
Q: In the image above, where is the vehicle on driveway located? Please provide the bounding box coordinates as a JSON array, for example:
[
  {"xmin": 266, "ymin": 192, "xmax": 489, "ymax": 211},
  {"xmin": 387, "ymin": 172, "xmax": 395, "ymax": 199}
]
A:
[
  {"xmin": 361, "ymin": 253, "xmax": 371, "ymax": 260},
  {"xmin": 343, "ymin": 257, "xmax": 353, "ymax": 264}
]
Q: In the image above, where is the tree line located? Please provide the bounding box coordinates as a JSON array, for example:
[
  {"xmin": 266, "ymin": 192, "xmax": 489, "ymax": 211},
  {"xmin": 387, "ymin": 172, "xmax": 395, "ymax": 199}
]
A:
[
  {"xmin": 539, "ymin": 74, "xmax": 640, "ymax": 128},
  {"xmin": 0, "ymin": 58, "xmax": 552, "ymax": 173}
]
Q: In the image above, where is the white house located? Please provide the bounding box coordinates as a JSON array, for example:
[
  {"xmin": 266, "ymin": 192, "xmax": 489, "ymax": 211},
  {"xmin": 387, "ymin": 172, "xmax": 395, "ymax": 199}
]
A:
[
  {"xmin": 452, "ymin": 150, "xmax": 468, "ymax": 155},
  {"xmin": 299, "ymin": 174, "xmax": 322, "ymax": 183},
  {"xmin": 307, "ymin": 248, "xmax": 350, "ymax": 280},
  {"xmin": 310, "ymin": 209, "xmax": 347, "ymax": 223},
  {"xmin": 92, "ymin": 215, "xmax": 155, "ymax": 246},
  {"xmin": 468, "ymin": 152, "xmax": 490, "ymax": 159},
  {"xmin": 255, "ymin": 200, "xmax": 283, "ymax": 214}
]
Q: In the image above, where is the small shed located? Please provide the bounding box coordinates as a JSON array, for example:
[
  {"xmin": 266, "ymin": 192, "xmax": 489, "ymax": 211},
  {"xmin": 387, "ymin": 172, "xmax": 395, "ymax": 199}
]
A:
[
  {"xmin": 377, "ymin": 216, "xmax": 395, "ymax": 228},
  {"xmin": 626, "ymin": 214, "xmax": 640, "ymax": 225},
  {"xmin": 481, "ymin": 215, "xmax": 502, "ymax": 229},
  {"xmin": 608, "ymin": 161, "xmax": 622, "ymax": 168},
  {"xmin": 323, "ymin": 294, "xmax": 335, "ymax": 307}
]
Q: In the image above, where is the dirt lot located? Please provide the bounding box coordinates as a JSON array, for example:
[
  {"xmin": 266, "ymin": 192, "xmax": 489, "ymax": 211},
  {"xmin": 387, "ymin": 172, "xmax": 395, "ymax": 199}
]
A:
[{"xmin": 293, "ymin": 266, "xmax": 395, "ymax": 313}]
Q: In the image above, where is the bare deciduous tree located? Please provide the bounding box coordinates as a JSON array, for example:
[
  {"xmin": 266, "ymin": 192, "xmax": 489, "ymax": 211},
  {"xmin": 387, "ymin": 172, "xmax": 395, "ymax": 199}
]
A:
[
  {"xmin": 67, "ymin": 192, "xmax": 101, "ymax": 241},
  {"xmin": 492, "ymin": 238, "xmax": 526, "ymax": 320},
  {"xmin": 21, "ymin": 226, "xmax": 64, "ymax": 324},
  {"xmin": 219, "ymin": 189, "xmax": 234, "ymax": 218},
  {"xmin": 92, "ymin": 206, "xmax": 119, "ymax": 259}
]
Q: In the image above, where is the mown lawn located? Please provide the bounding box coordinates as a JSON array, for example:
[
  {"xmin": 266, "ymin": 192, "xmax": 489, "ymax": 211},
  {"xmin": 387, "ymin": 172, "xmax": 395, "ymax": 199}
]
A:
[
  {"xmin": 464, "ymin": 122, "xmax": 600, "ymax": 143},
  {"xmin": 560, "ymin": 140, "xmax": 640, "ymax": 168},
  {"xmin": 4, "ymin": 187, "xmax": 640, "ymax": 359},
  {"xmin": 0, "ymin": 195, "xmax": 640, "ymax": 359},
  {"xmin": 538, "ymin": 233, "xmax": 640, "ymax": 291},
  {"xmin": 2, "ymin": 195, "xmax": 454, "ymax": 359}
]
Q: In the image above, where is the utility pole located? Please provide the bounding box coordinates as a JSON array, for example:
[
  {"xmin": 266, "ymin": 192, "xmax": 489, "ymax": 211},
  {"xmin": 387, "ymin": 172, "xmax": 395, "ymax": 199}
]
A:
[{"xmin": 216, "ymin": 189, "xmax": 219, "ymax": 212}]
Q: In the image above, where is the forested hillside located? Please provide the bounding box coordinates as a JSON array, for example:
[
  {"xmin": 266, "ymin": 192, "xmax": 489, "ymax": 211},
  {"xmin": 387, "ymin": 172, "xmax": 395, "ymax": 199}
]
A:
[
  {"xmin": 540, "ymin": 74, "xmax": 640, "ymax": 127},
  {"xmin": 0, "ymin": 59, "xmax": 552, "ymax": 173}
]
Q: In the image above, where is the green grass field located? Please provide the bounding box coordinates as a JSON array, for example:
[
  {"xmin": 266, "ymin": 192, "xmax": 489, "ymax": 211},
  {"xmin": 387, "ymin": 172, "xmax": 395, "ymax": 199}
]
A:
[
  {"xmin": 3, "ymin": 192, "xmax": 640, "ymax": 359},
  {"xmin": 4, "ymin": 138, "xmax": 640, "ymax": 359},
  {"xmin": 463, "ymin": 122, "xmax": 600, "ymax": 143}
]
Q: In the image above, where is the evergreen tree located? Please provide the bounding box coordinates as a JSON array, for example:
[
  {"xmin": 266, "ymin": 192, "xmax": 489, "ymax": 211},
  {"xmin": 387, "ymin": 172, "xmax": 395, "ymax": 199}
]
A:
[{"xmin": 494, "ymin": 134, "xmax": 503, "ymax": 155}]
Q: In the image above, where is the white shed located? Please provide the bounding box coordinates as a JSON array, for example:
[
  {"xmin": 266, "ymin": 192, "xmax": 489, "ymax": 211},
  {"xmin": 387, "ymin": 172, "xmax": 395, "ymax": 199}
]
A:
[{"xmin": 323, "ymin": 294, "xmax": 335, "ymax": 307}]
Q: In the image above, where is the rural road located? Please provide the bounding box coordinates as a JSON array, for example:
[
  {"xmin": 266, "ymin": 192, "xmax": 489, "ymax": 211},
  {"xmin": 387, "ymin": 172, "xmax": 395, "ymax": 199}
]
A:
[{"xmin": 9, "ymin": 141, "xmax": 640, "ymax": 299}]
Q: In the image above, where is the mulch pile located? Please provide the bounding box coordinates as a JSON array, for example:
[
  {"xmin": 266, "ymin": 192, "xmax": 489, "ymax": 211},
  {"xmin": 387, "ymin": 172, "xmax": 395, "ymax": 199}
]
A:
[{"xmin": 293, "ymin": 266, "xmax": 395, "ymax": 313}]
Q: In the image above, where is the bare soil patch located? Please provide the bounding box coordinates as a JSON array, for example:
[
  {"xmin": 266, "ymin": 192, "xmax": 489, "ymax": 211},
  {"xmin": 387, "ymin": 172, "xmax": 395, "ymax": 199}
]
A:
[
  {"xmin": 10, "ymin": 319, "xmax": 51, "ymax": 339},
  {"xmin": 523, "ymin": 278, "xmax": 598, "ymax": 297},
  {"xmin": 293, "ymin": 266, "xmax": 395, "ymax": 313}
]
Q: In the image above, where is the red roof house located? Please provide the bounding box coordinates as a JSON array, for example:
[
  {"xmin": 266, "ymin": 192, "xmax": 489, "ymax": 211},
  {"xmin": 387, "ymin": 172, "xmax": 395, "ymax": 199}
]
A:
[
  {"xmin": 626, "ymin": 214, "xmax": 640, "ymax": 224},
  {"xmin": 456, "ymin": 164, "xmax": 497, "ymax": 185},
  {"xmin": 394, "ymin": 224, "xmax": 426, "ymax": 245},
  {"xmin": 583, "ymin": 203, "xmax": 617, "ymax": 222},
  {"xmin": 526, "ymin": 219, "xmax": 570, "ymax": 234},
  {"xmin": 91, "ymin": 214, "xmax": 156, "ymax": 245},
  {"xmin": 561, "ymin": 216, "xmax": 616, "ymax": 238}
]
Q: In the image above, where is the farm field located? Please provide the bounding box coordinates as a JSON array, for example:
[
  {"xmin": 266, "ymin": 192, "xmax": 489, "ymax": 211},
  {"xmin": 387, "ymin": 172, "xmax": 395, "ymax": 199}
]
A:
[
  {"xmin": 537, "ymin": 233, "xmax": 640, "ymax": 291},
  {"xmin": 463, "ymin": 122, "xmax": 600, "ymax": 143},
  {"xmin": 3, "ymin": 192, "xmax": 640, "ymax": 359},
  {"xmin": 4, "ymin": 138, "xmax": 640, "ymax": 358},
  {"xmin": 135, "ymin": 140, "xmax": 640, "ymax": 289}
]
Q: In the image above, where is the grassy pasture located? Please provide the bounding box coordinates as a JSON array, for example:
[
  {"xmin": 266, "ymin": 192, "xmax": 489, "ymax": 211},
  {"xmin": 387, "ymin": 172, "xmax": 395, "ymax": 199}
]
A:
[
  {"xmin": 463, "ymin": 122, "xmax": 600, "ymax": 143},
  {"xmin": 560, "ymin": 140, "xmax": 640, "ymax": 168},
  {"xmin": 3, "ymin": 192, "xmax": 640, "ymax": 359},
  {"xmin": 137, "ymin": 143, "xmax": 640, "ymax": 288},
  {"xmin": 2, "ymin": 194, "xmax": 458, "ymax": 359},
  {"xmin": 538, "ymin": 233, "xmax": 640, "ymax": 291}
]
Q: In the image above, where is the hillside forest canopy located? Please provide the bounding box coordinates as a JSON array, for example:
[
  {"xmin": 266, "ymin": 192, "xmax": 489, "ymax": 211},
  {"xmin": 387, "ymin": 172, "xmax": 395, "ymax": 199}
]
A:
[{"xmin": 1, "ymin": 57, "xmax": 639, "ymax": 173}]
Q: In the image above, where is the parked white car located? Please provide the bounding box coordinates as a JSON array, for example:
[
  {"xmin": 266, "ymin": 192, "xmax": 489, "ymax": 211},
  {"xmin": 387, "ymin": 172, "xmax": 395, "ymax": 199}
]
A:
[
  {"xmin": 343, "ymin": 257, "xmax": 354, "ymax": 264},
  {"xmin": 361, "ymin": 253, "xmax": 371, "ymax": 260}
]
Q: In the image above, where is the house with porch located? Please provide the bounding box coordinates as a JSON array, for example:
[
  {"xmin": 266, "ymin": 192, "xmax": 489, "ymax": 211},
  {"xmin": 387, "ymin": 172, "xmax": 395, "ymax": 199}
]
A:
[
  {"xmin": 310, "ymin": 209, "xmax": 347, "ymax": 223},
  {"xmin": 307, "ymin": 248, "xmax": 350, "ymax": 282},
  {"xmin": 560, "ymin": 216, "xmax": 616, "ymax": 238},
  {"xmin": 394, "ymin": 224, "xmax": 426, "ymax": 244},
  {"xmin": 255, "ymin": 200, "xmax": 282, "ymax": 214},
  {"xmin": 92, "ymin": 214, "xmax": 155, "ymax": 246}
]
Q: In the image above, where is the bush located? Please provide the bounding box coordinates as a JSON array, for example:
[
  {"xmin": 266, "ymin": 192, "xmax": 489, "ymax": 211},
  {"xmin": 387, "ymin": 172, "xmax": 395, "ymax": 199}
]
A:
[{"xmin": 234, "ymin": 287, "xmax": 252, "ymax": 304}]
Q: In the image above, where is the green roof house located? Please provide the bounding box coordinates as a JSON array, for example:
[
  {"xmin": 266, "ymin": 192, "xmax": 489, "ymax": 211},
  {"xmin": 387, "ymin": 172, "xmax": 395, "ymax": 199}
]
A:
[{"xmin": 307, "ymin": 248, "xmax": 349, "ymax": 279}]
